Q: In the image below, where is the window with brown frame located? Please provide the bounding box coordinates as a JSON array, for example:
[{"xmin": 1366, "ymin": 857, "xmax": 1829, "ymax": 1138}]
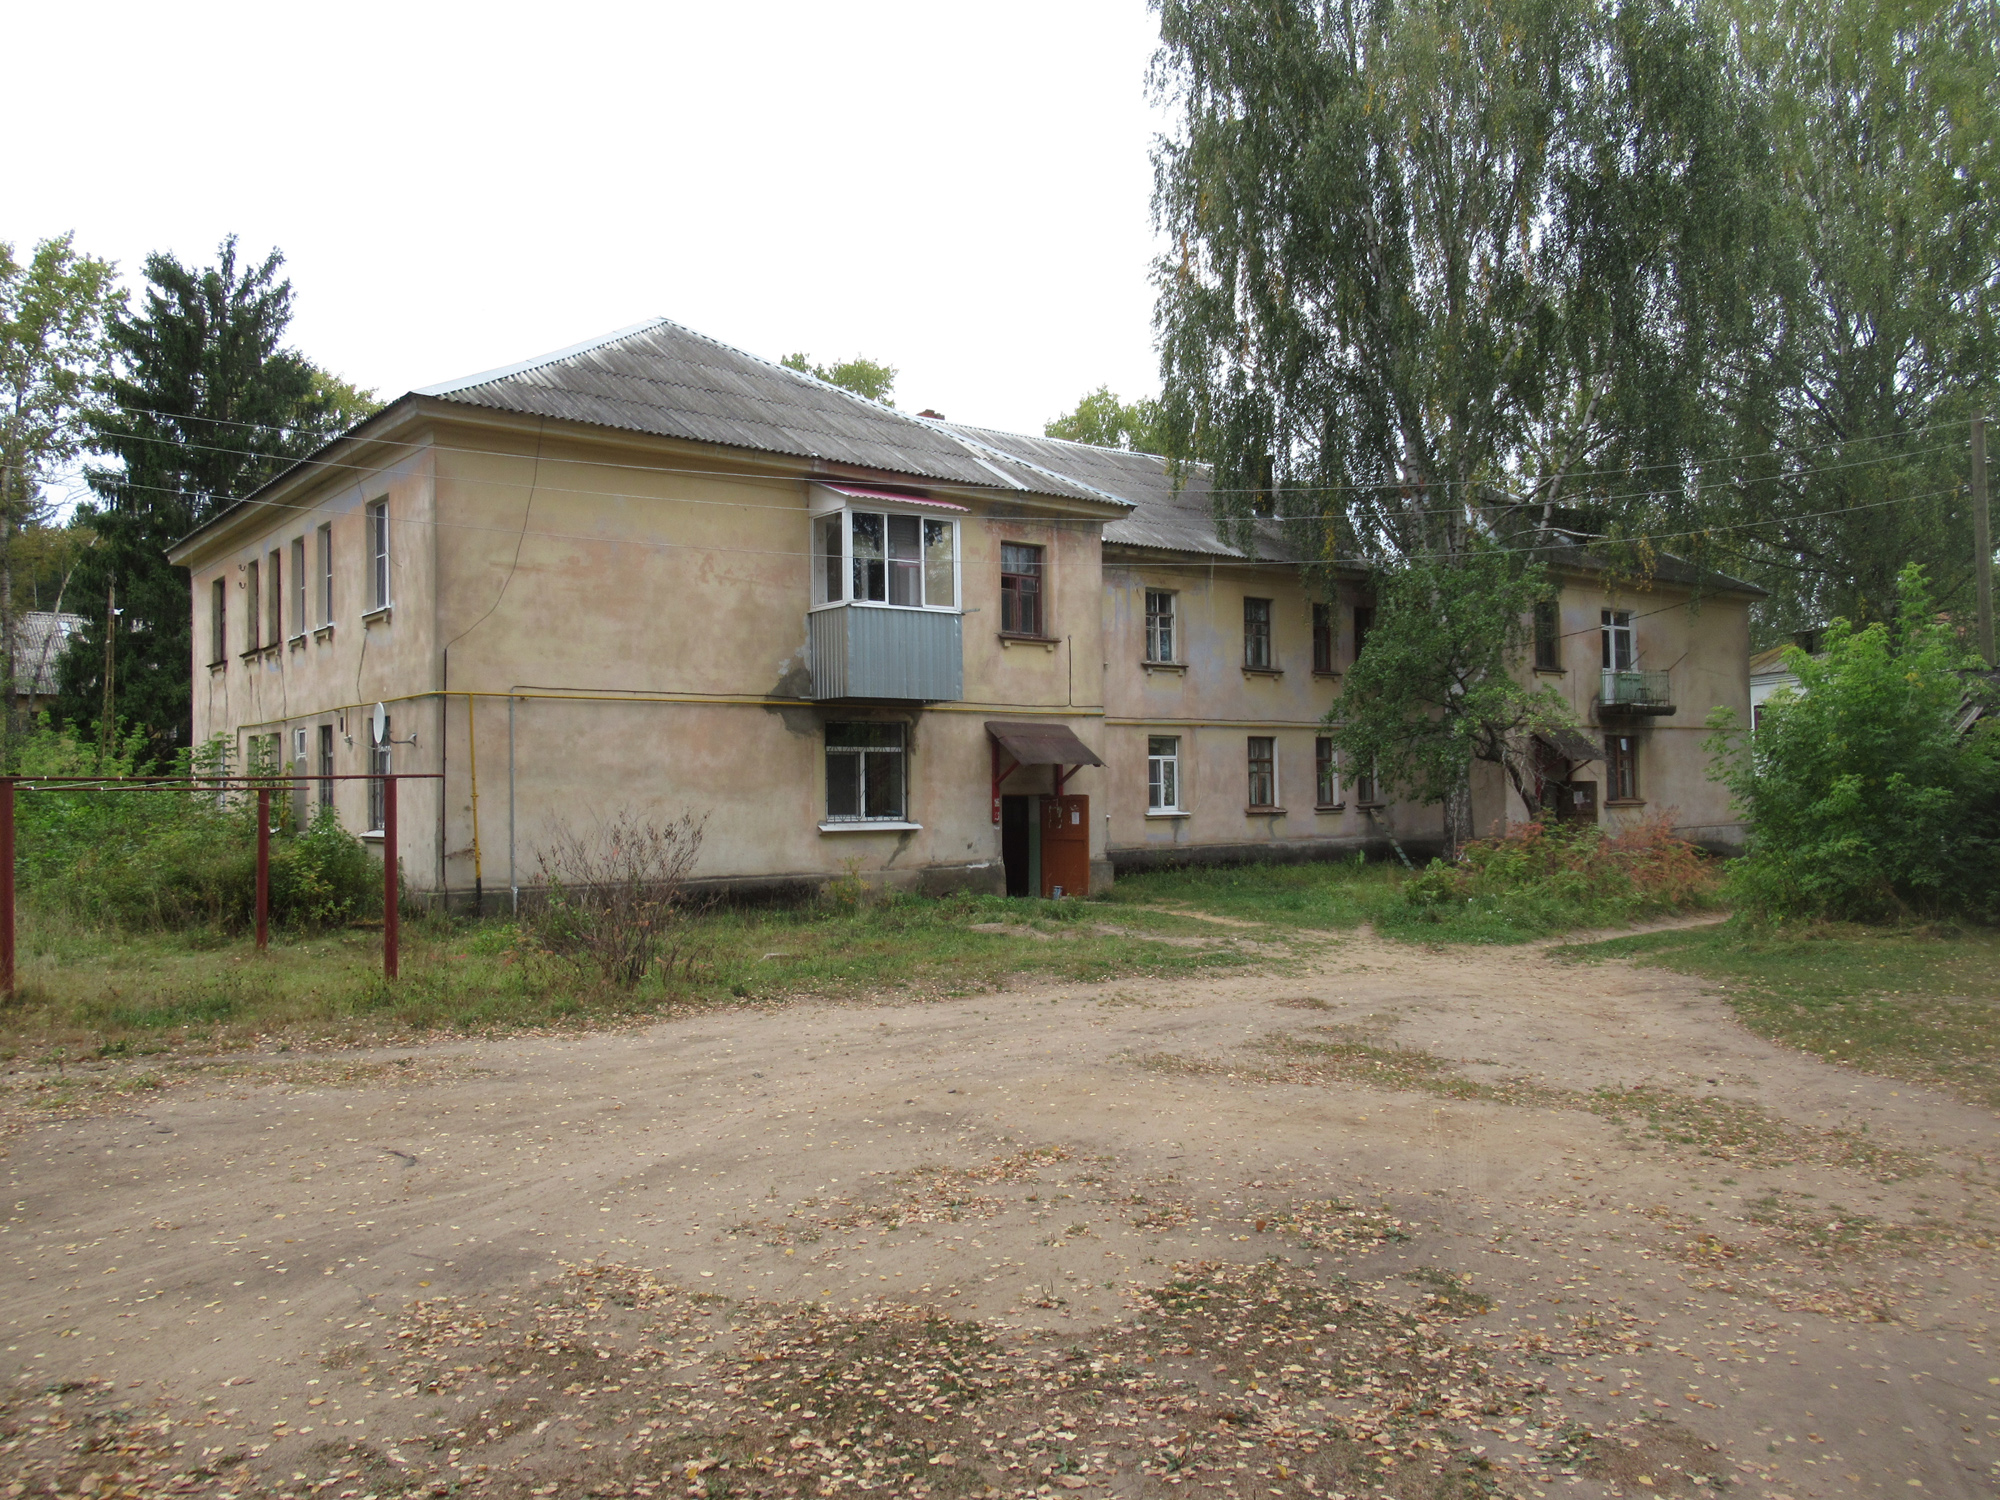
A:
[
  {"xmin": 1243, "ymin": 597, "xmax": 1273, "ymax": 669},
  {"xmin": 267, "ymin": 548, "xmax": 284, "ymax": 646},
  {"xmin": 1000, "ymin": 543, "xmax": 1044, "ymax": 635},
  {"xmin": 210, "ymin": 578, "xmax": 227, "ymax": 664},
  {"xmin": 1315, "ymin": 736, "xmax": 1341, "ymax": 806},
  {"xmin": 1247, "ymin": 736, "xmax": 1277, "ymax": 808},
  {"xmin": 1606, "ymin": 733, "xmax": 1639, "ymax": 801},
  {"xmin": 1534, "ymin": 600, "xmax": 1561, "ymax": 670},
  {"xmin": 1352, "ymin": 605, "xmax": 1374, "ymax": 664},
  {"xmin": 290, "ymin": 537, "xmax": 306, "ymax": 636},
  {"xmin": 1312, "ymin": 602, "xmax": 1335, "ymax": 672},
  {"xmin": 245, "ymin": 560, "xmax": 260, "ymax": 652},
  {"xmin": 1145, "ymin": 589, "xmax": 1176, "ymax": 662}
]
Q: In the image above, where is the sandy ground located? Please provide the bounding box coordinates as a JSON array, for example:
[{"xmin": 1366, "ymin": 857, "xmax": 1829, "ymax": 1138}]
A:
[{"xmin": 3, "ymin": 925, "xmax": 1996, "ymax": 1500}]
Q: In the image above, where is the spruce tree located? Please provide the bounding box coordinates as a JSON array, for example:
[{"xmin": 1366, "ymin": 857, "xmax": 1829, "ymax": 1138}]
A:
[{"xmin": 58, "ymin": 237, "xmax": 376, "ymax": 761}]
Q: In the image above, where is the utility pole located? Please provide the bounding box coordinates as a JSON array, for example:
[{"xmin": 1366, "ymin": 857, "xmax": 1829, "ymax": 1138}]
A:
[
  {"xmin": 97, "ymin": 580, "xmax": 116, "ymax": 768},
  {"xmin": 1975, "ymin": 414, "xmax": 1993, "ymax": 668}
]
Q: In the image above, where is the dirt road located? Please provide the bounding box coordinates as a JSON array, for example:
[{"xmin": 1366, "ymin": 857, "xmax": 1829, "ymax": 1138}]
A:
[{"xmin": 4, "ymin": 928, "xmax": 1996, "ymax": 1499}]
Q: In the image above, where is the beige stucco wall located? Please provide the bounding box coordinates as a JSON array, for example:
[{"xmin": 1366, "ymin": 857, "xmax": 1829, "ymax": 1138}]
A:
[
  {"xmin": 179, "ymin": 408, "xmax": 1752, "ymax": 897},
  {"xmin": 183, "ymin": 410, "xmax": 1118, "ymax": 899},
  {"xmin": 1466, "ymin": 573, "xmax": 1753, "ymax": 846},
  {"xmin": 1100, "ymin": 556, "xmax": 1443, "ymax": 864}
]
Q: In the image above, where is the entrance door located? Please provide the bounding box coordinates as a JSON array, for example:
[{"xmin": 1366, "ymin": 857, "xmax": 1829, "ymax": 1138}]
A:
[
  {"xmin": 1040, "ymin": 794, "xmax": 1090, "ymax": 898},
  {"xmin": 1000, "ymin": 795, "xmax": 1033, "ymax": 897}
]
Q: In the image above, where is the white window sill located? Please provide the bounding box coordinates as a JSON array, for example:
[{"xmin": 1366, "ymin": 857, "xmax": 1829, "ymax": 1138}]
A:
[
  {"xmin": 818, "ymin": 820, "xmax": 922, "ymax": 833},
  {"xmin": 360, "ymin": 829, "xmax": 385, "ymax": 842},
  {"xmin": 361, "ymin": 605, "xmax": 393, "ymax": 625},
  {"xmin": 1145, "ymin": 809, "xmax": 1191, "ymax": 819},
  {"xmin": 312, "ymin": 625, "xmax": 335, "ymax": 642}
]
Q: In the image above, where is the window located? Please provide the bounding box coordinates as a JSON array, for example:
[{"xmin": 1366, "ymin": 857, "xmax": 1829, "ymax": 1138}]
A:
[
  {"xmin": 1601, "ymin": 609, "xmax": 1634, "ymax": 671},
  {"xmin": 317, "ymin": 724, "xmax": 335, "ymax": 809},
  {"xmin": 1606, "ymin": 733, "xmax": 1639, "ymax": 801},
  {"xmin": 1000, "ymin": 543, "xmax": 1044, "ymax": 636},
  {"xmin": 267, "ymin": 549, "xmax": 284, "ymax": 646},
  {"xmin": 1243, "ymin": 597, "xmax": 1273, "ymax": 669},
  {"xmin": 210, "ymin": 578, "xmax": 227, "ymax": 664},
  {"xmin": 245, "ymin": 559, "xmax": 260, "ymax": 652},
  {"xmin": 1147, "ymin": 735, "xmax": 1181, "ymax": 811},
  {"xmin": 1534, "ymin": 600, "xmax": 1562, "ymax": 671},
  {"xmin": 1247, "ymin": 736, "xmax": 1277, "ymax": 808},
  {"xmin": 368, "ymin": 499, "xmax": 391, "ymax": 610},
  {"xmin": 1312, "ymin": 602, "xmax": 1335, "ymax": 673},
  {"xmin": 317, "ymin": 523, "xmax": 333, "ymax": 625},
  {"xmin": 1315, "ymin": 736, "xmax": 1341, "ymax": 806},
  {"xmin": 813, "ymin": 510, "xmax": 958, "ymax": 609},
  {"xmin": 1352, "ymin": 605, "xmax": 1375, "ymax": 664},
  {"xmin": 1144, "ymin": 590, "xmax": 1176, "ymax": 662},
  {"xmin": 368, "ymin": 714, "xmax": 391, "ymax": 832},
  {"xmin": 825, "ymin": 722, "xmax": 905, "ymax": 822},
  {"xmin": 291, "ymin": 537, "xmax": 306, "ymax": 636},
  {"xmin": 1354, "ymin": 758, "xmax": 1379, "ymax": 805}
]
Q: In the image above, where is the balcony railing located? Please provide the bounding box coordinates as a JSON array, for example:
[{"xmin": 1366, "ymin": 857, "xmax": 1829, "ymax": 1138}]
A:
[
  {"xmin": 1599, "ymin": 668, "xmax": 1674, "ymax": 715},
  {"xmin": 809, "ymin": 603, "xmax": 963, "ymax": 701}
]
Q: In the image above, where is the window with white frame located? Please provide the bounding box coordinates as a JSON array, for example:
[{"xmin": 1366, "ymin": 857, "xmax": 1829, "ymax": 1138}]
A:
[
  {"xmin": 1601, "ymin": 609, "xmax": 1634, "ymax": 671},
  {"xmin": 1145, "ymin": 590, "xmax": 1176, "ymax": 662},
  {"xmin": 825, "ymin": 722, "xmax": 906, "ymax": 822},
  {"xmin": 367, "ymin": 499, "xmax": 391, "ymax": 610},
  {"xmin": 812, "ymin": 506, "xmax": 957, "ymax": 610},
  {"xmin": 1147, "ymin": 735, "xmax": 1181, "ymax": 811}
]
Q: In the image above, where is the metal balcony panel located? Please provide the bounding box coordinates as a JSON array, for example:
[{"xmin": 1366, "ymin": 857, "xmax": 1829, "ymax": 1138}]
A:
[
  {"xmin": 809, "ymin": 604, "xmax": 963, "ymax": 702},
  {"xmin": 1599, "ymin": 669, "xmax": 1675, "ymax": 715}
]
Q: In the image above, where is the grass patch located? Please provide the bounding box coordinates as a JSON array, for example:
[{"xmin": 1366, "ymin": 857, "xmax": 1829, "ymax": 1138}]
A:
[
  {"xmin": 1566, "ymin": 920, "xmax": 2000, "ymax": 1111},
  {"xmin": 0, "ymin": 890, "xmax": 1252, "ymax": 1057}
]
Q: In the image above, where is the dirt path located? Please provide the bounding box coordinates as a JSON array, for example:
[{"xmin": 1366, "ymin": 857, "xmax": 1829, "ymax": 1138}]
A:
[{"xmin": 3, "ymin": 933, "xmax": 1995, "ymax": 1499}]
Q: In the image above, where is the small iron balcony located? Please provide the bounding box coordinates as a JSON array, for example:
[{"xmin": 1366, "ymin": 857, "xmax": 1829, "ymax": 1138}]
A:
[{"xmin": 1598, "ymin": 668, "xmax": 1675, "ymax": 716}]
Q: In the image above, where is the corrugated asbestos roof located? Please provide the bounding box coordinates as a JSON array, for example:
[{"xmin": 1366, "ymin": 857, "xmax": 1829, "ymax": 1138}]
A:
[
  {"xmin": 13, "ymin": 611, "xmax": 86, "ymax": 697},
  {"xmin": 938, "ymin": 425, "xmax": 1299, "ymax": 562},
  {"xmin": 418, "ymin": 319, "xmax": 1120, "ymax": 507}
]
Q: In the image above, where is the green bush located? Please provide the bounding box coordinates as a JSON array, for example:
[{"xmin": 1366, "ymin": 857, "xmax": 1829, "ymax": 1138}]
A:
[
  {"xmin": 1707, "ymin": 565, "xmax": 2000, "ymax": 923},
  {"xmin": 15, "ymin": 726, "xmax": 379, "ymax": 933}
]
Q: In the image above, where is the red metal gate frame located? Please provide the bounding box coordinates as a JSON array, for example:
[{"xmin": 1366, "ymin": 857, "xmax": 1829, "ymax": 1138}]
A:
[{"xmin": 0, "ymin": 772, "xmax": 438, "ymax": 993}]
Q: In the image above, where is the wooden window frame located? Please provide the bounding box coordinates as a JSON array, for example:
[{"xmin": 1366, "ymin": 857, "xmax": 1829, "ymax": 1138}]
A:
[
  {"xmin": 1243, "ymin": 597, "xmax": 1273, "ymax": 670},
  {"xmin": 1247, "ymin": 735, "xmax": 1278, "ymax": 809},
  {"xmin": 1315, "ymin": 736, "xmax": 1342, "ymax": 807},
  {"xmin": 1000, "ymin": 543, "xmax": 1046, "ymax": 637},
  {"xmin": 1144, "ymin": 589, "xmax": 1176, "ymax": 663},
  {"xmin": 1312, "ymin": 601, "xmax": 1336, "ymax": 673}
]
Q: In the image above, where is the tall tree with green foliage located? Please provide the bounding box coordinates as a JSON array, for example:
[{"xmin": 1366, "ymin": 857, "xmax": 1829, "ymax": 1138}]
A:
[
  {"xmin": 1151, "ymin": 0, "xmax": 1757, "ymax": 561},
  {"xmin": 1329, "ymin": 544, "xmax": 1580, "ymax": 831},
  {"xmin": 780, "ymin": 352, "xmax": 898, "ymax": 406},
  {"xmin": 1707, "ymin": 566, "xmax": 1999, "ymax": 920},
  {"xmin": 1044, "ymin": 386, "xmax": 1166, "ymax": 453},
  {"xmin": 1714, "ymin": 0, "xmax": 1999, "ymax": 637},
  {"xmin": 0, "ymin": 232, "xmax": 122, "ymax": 754},
  {"xmin": 59, "ymin": 237, "xmax": 378, "ymax": 760}
]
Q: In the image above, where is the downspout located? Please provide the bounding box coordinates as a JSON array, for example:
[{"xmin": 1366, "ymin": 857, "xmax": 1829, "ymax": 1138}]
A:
[
  {"xmin": 466, "ymin": 691, "xmax": 483, "ymax": 915},
  {"xmin": 438, "ymin": 646, "xmax": 449, "ymax": 902},
  {"xmin": 508, "ymin": 694, "xmax": 517, "ymax": 916}
]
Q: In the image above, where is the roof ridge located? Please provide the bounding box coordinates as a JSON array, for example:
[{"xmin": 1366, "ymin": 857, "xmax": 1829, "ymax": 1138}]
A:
[
  {"xmin": 417, "ymin": 319, "xmax": 674, "ymax": 396},
  {"xmin": 937, "ymin": 423, "xmax": 1136, "ymax": 510},
  {"xmin": 943, "ymin": 418, "xmax": 1176, "ymax": 464}
]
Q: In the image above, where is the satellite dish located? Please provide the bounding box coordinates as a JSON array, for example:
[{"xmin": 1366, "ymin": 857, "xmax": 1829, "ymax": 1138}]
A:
[{"xmin": 371, "ymin": 702, "xmax": 388, "ymax": 747}]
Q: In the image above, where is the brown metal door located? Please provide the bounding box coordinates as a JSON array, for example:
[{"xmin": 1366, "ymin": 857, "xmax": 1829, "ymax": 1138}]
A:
[{"xmin": 1040, "ymin": 794, "xmax": 1090, "ymax": 898}]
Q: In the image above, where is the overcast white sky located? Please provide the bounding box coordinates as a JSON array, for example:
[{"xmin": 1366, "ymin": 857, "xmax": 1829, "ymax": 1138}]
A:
[{"xmin": 13, "ymin": 0, "xmax": 1170, "ymax": 460}]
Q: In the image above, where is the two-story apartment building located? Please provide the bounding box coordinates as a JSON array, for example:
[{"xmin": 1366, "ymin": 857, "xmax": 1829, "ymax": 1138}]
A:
[{"xmin": 166, "ymin": 318, "xmax": 1754, "ymax": 904}]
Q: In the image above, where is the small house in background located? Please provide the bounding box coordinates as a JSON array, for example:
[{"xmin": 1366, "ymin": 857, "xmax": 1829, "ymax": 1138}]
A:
[
  {"xmin": 1749, "ymin": 630, "xmax": 1819, "ymax": 730},
  {"xmin": 13, "ymin": 611, "xmax": 87, "ymax": 711}
]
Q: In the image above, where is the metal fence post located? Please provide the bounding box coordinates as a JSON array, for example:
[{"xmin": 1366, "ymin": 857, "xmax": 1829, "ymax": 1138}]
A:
[
  {"xmin": 384, "ymin": 774, "xmax": 399, "ymax": 981},
  {"xmin": 0, "ymin": 778, "xmax": 14, "ymax": 997},
  {"xmin": 255, "ymin": 786, "xmax": 270, "ymax": 954}
]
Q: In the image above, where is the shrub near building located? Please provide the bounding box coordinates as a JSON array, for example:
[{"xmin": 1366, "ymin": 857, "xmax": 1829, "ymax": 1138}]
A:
[{"xmin": 1706, "ymin": 565, "xmax": 2000, "ymax": 923}]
